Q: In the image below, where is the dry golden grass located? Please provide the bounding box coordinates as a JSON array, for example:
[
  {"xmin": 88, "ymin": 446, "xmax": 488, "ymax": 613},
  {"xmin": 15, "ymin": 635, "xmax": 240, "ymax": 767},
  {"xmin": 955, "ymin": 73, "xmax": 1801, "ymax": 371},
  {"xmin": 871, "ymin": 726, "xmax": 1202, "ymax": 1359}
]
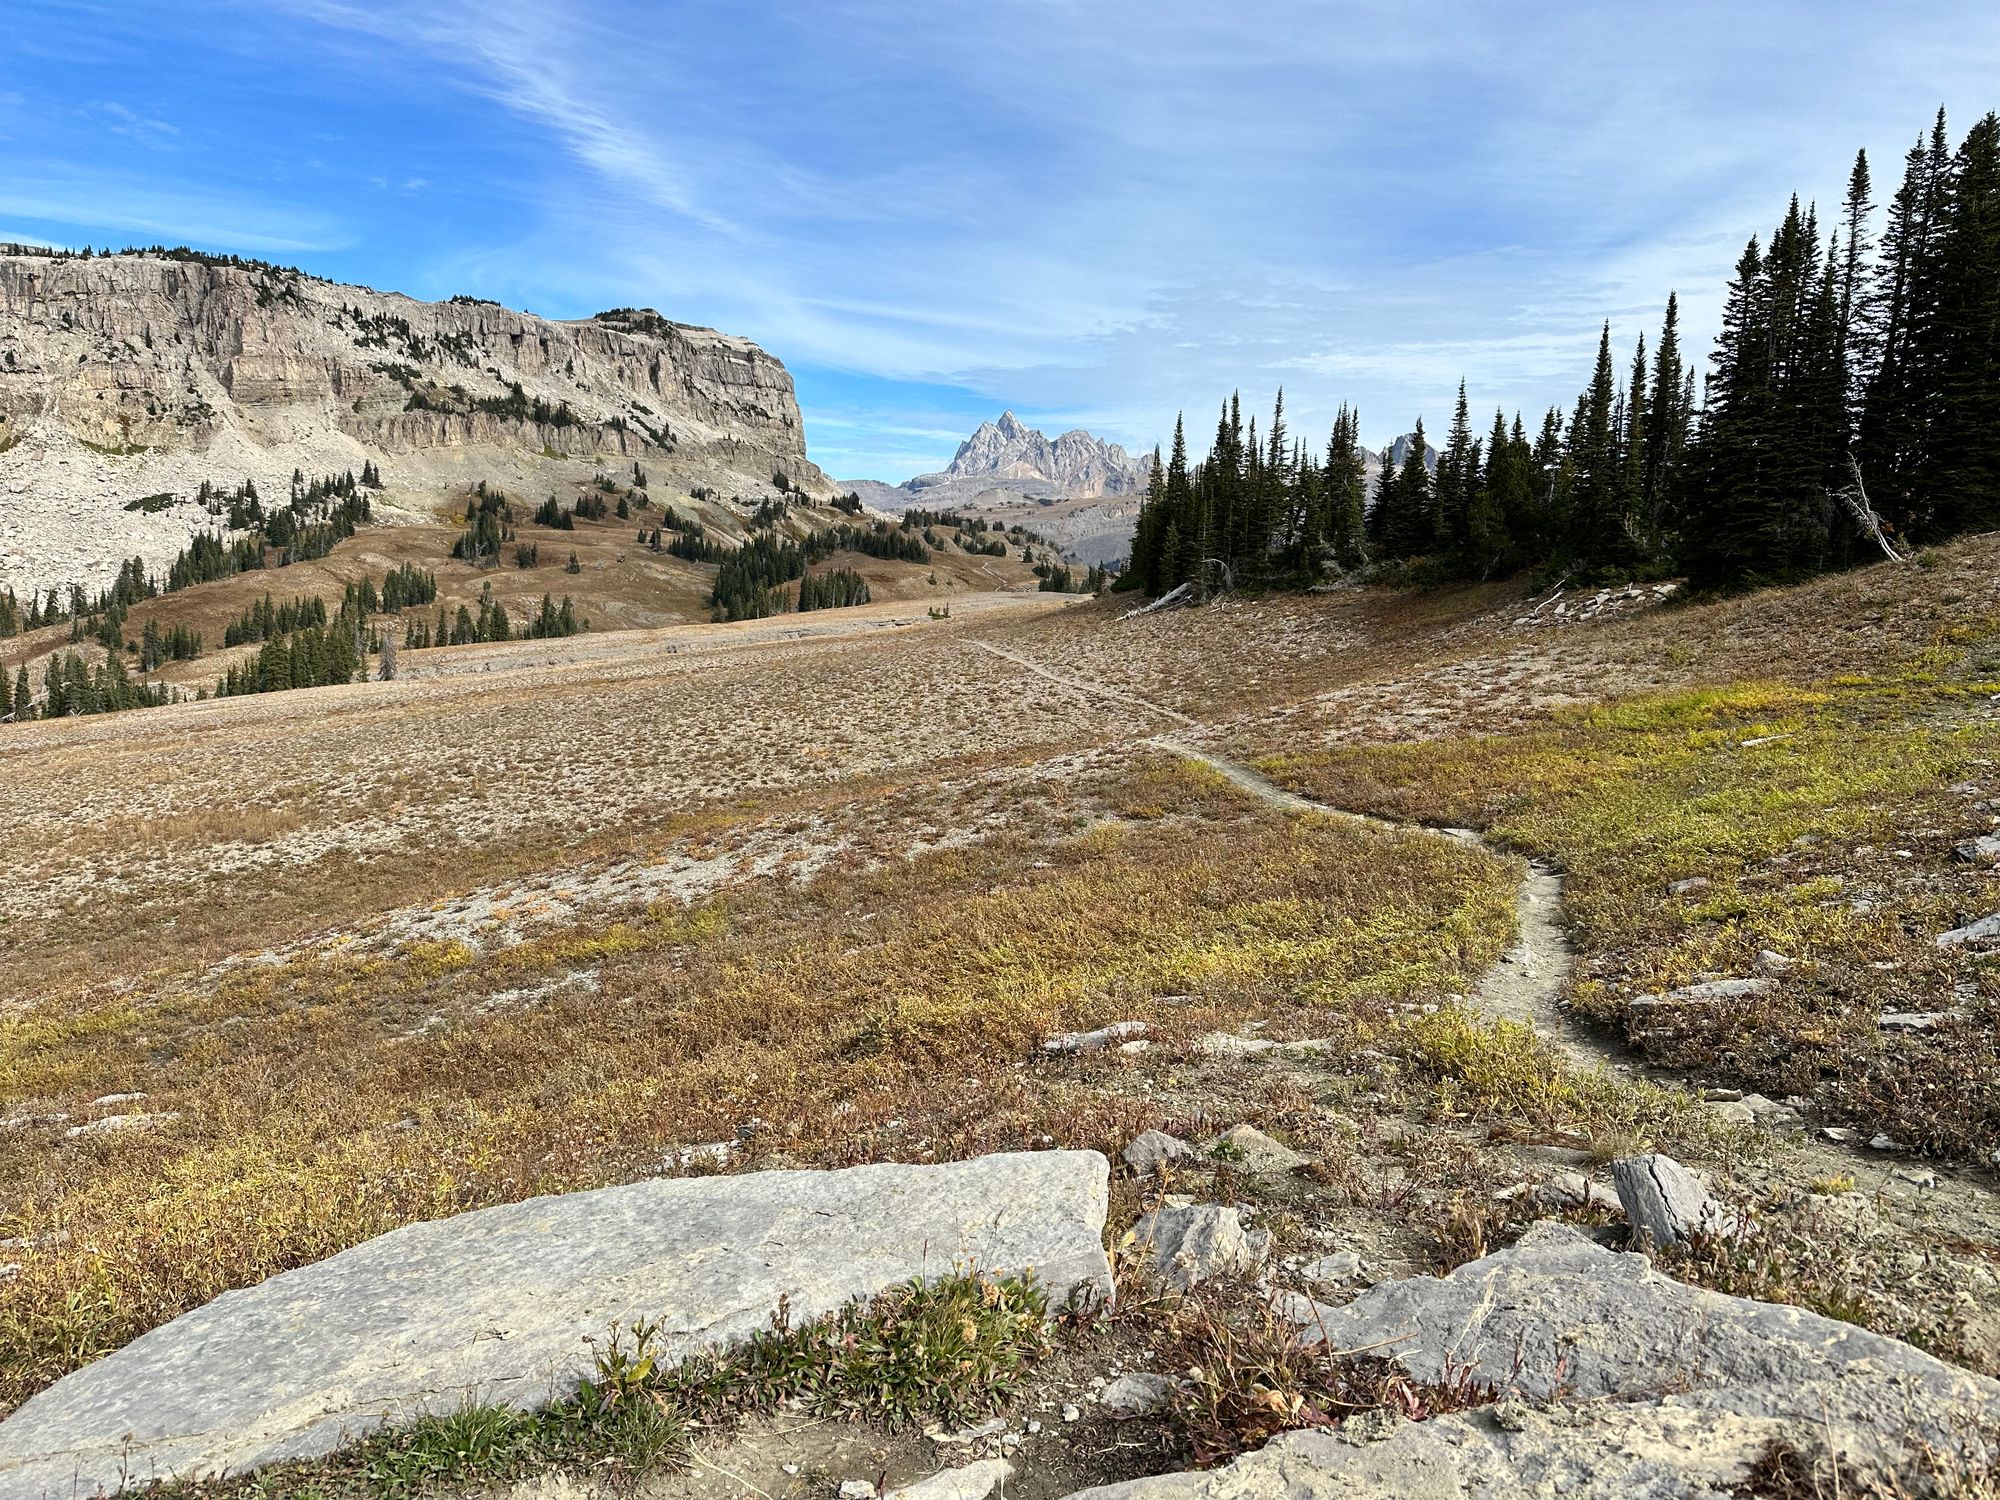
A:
[
  {"xmin": 0, "ymin": 755, "xmax": 1519, "ymax": 1409},
  {"xmin": 9, "ymin": 529, "xmax": 2000, "ymax": 1423}
]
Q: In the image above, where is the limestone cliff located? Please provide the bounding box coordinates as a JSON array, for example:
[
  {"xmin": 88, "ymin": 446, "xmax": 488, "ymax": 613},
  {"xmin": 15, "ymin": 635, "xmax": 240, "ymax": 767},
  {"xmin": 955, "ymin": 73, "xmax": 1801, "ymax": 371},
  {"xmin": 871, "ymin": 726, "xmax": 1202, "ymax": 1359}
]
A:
[{"xmin": 0, "ymin": 250, "xmax": 832, "ymax": 595}]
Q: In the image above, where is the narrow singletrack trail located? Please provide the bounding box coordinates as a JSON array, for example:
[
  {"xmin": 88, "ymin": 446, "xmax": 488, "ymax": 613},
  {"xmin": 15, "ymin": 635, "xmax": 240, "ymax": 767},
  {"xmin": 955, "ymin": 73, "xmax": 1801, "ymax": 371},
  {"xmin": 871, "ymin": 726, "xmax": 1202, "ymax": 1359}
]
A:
[
  {"xmin": 971, "ymin": 640, "xmax": 1198, "ymax": 726},
  {"xmin": 981, "ymin": 639, "xmax": 2000, "ymax": 1243}
]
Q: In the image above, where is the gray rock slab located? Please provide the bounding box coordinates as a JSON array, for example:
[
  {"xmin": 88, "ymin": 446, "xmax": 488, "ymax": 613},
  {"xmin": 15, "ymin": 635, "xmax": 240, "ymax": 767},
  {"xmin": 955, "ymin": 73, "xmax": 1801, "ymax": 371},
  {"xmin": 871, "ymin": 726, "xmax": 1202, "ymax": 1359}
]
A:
[
  {"xmin": 1611, "ymin": 1153, "xmax": 1735, "ymax": 1247},
  {"xmin": 1128, "ymin": 1203, "xmax": 1267, "ymax": 1291},
  {"xmin": 0, "ymin": 1151, "xmax": 1110, "ymax": 1498},
  {"xmin": 1938, "ymin": 911, "xmax": 2000, "ymax": 948},
  {"xmin": 1281, "ymin": 1222, "xmax": 2000, "ymax": 1484},
  {"xmin": 1057, "ymin": 1403, "xmax": 1788, "ymax": 1500},
  {"xmin": 1205, "ymin": 1123, "xmax": 1308, "ymax": 1174},
  {"xmin": 1099, "ymin": 1372, "xmax": 1174, "ymax": 1418},
  {"xmin": 886, "ymin": 1460, "xmax": 1013, "ymax": 1500},
  {"xmin": 1120, "ymin": 1129, "xmax": 1196, "ymax": 1175}
]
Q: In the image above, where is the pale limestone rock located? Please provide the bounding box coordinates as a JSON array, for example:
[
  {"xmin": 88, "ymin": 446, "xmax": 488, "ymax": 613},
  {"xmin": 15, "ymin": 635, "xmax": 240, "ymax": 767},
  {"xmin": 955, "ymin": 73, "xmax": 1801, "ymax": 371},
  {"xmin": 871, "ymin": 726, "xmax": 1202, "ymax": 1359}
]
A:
[{"xmin": 0, "ymin": 1151, "xmax": 1110, "ymax": 1496}]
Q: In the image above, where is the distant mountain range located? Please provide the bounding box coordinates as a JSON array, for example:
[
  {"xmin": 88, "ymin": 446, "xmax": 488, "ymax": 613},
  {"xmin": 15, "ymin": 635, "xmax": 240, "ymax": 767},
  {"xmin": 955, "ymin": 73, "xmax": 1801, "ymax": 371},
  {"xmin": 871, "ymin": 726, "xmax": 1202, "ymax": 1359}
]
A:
[{"xmin": 844, "ymin": 412, "xmax": 1435, "ymax": 567}]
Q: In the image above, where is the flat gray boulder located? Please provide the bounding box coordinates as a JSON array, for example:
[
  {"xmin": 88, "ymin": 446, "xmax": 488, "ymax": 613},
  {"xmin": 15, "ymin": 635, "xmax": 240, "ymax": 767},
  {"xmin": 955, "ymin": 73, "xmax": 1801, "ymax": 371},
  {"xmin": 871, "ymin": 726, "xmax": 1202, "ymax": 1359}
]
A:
[
  {"xmin": 1058, "ymin": 1403, "xmax": 1789, "ymax": 1500},
  {"xmin": 0, "ymin": 1152, "xmax": 1111, "ymax": 1499},
  {"xmin": 1279, "ymin": 1222, "xmax": 2000, "ymax": 1485}
]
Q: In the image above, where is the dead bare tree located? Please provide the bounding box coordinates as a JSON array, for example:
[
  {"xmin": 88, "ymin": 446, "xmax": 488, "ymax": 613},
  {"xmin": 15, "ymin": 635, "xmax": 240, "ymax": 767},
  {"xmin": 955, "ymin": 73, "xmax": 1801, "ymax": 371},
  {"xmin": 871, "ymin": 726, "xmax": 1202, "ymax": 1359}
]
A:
[{"xmin": 1832, "ymin": 455, "xmax": 1905, "ymax": 563}]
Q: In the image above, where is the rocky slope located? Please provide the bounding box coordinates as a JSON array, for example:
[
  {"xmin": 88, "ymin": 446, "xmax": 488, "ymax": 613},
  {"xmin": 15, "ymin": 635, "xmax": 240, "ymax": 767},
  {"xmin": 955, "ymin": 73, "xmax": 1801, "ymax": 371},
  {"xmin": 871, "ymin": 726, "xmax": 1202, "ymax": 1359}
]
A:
[{"xmin": 0, "ymin": 249, "xmax": 833, "ymax": 597}]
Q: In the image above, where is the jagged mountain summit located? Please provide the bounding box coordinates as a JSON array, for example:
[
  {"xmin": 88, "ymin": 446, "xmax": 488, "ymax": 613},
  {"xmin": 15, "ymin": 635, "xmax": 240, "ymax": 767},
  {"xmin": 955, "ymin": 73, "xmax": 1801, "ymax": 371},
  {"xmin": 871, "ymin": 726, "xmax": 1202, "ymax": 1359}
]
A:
[
  {"xmin": 843, "ymin": 412, "xmax": 1147, "ymax": 566},
  {"xmin": 0, "ymin": 248, "xmax": 833, "ymax": 596},
  {"xmin": 913, "ymin": 411, "xmax": 1145, "ymax": 499}
]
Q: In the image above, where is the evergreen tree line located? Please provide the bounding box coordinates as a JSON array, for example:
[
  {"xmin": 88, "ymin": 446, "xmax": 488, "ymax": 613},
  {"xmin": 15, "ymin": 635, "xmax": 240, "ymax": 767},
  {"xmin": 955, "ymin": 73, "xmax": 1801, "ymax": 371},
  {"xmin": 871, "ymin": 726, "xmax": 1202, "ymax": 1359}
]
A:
[
  {"xmin": 797, "ymin": 568, "xmax": 872, "ymax": 611},
  {"xmin": 1129, "ymin": 105, "xmax": 2000, "ymax": 595},
  {"xmin": 5, "ymin": 651, "xmax": 171, "ymax": 720},
  {"xmin": 400, "ymin": 588, "xmax": 583, "ymax": 649},
  {"xmin": 137, "ymin": 620, "xmax": 202, "ymax": 671},
  {"xmin": 224, "ymin": 594, "xmax": 329, "ymax": 648},
  {"xmin": 708, "ymin": 523, "xmax": 929, "ymax": 622},
  {"xmin": 456, "ymin": 486, "xmax": 516, "ymax": 564},
  {"xmin": 1037, "ymin": 562, "xmax": 1110, "ymax": 594}
]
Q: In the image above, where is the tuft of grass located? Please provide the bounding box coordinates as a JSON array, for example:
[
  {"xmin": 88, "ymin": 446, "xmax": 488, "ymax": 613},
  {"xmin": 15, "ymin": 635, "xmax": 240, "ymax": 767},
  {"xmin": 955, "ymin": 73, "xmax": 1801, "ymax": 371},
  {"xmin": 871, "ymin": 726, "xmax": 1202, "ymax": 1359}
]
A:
[
  {"xmin": 1167, "ymin": 1284, "xmax": 1497, "ymax": 1467},
  {"xmin": 148, "ymin": 1272, "xmax": 1045, "ymax": 1500}
]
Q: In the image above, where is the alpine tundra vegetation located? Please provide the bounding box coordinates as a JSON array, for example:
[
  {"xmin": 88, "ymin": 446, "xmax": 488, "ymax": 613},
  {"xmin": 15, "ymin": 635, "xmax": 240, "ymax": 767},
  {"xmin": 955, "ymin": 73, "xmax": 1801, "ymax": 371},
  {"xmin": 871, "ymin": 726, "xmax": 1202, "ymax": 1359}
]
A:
[{"xmin": 3, "ymin": 4, "xmax": 2000, "ymax": 1499}]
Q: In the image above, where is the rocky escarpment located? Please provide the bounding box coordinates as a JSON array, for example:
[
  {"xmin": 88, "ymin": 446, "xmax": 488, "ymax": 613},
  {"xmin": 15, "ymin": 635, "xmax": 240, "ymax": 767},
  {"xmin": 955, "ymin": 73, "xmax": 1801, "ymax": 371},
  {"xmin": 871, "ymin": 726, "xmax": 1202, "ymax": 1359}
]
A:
[{"xmin": 0, "ymin": 250, "xmax": 833, "ymax": 596}]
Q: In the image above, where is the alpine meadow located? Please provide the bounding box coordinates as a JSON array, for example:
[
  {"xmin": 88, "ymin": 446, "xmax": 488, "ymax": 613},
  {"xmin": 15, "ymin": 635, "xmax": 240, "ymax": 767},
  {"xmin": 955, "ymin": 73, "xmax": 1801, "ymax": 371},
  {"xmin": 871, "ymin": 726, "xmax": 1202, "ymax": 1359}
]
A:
[{"xmin": 3, "ymin": 7, "xmax": 2000, "ymax": 1500}]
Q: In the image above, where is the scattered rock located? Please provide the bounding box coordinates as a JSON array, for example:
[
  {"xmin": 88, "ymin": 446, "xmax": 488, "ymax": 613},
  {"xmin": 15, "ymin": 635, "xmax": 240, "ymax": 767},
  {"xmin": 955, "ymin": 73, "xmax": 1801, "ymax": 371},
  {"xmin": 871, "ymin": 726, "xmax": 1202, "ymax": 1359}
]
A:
[
  {"xmin": 1666, "ymin": 877, "xmax": 1711, "ymax": 896},
  {"xmin": 1531, "ymin": 1172, "xmax": 1622, "ymax": 1215},
  {"xmin": 83, "ymin": 1091, "xmax": 149, "ymax": 1111},
  {"xmin": 1197, "ymin": 1031, "xmax": 1278, "ymax": 1058},
  {"xmin": 840, "ymin": 1480, "xmax": 878, "ymax": 1500},
  {"xmin": 1299, "ymin": 1250, "xmax": 1363, "ymax": 1284},
  {"xmin": 1755, "ymin": 949, "xmax": 1795, "ymax": 973},
  {"xmin": 1221, "ymin": 1223, "xmax": 2000, "ymax": 1494},
  {"xmin": 1128, "ymin": 1203, "xmax": 1269, "ymax": 1291},
  {"xmin": 1879, "ymin": 1011, "xmax": 1947, "ymax": 1032},
  {"xmin": 1099, "ymin": 1373, "xmax": 1173, "ymax": 1418},
  {"xmin": 1120, "ymin": 1130, "xmax": 1196, "ymax": 1176},
  {"xmin": 885, "ymin": 1460, "xmax": 1012, "ymax": 1500},
  {"xmin": 927, "ymin": 1416, "xmax": 1006, "ymax": 1447},
  {"xmin": 1955, "ymin": 835, "xmax": 2000, "ymax": 863},
  {"xmin": 1632, "ymin": 977, "xmax": 1772, "ymax": 1012},
  {"xmin": 1204, "ymin": 1123, "xmax": 1307, "ymax": 1174},
  {"xmin": 1611, "ymin": 1153, "xmax": 1738, "ymax": 1247},
  {"xmin": 0, "ymin": 1112, "xmax": 68, "ymax": 1132},
  {"xmin": 1061, "ymin": 1404, "xmax": 1081, "ymax": 1423},
  {"xmin": 1043, "ymin": 1021, "xmax": 1148, "ymax": 1055},
  {"xmin": 1868, "ymin": 1133, "xmax": 1901, "ymax": 1151},
  {"xmin": 63, "ymin": 1112, "xmax": 180, "ymax": 1140},
  {"xmin": 1937, "ymin": 912, "xmax": 2000, "ymax": 948},
  {"xmin": 0, "ymin": 1152, "xmax": 1112, "ymax": 1495}
]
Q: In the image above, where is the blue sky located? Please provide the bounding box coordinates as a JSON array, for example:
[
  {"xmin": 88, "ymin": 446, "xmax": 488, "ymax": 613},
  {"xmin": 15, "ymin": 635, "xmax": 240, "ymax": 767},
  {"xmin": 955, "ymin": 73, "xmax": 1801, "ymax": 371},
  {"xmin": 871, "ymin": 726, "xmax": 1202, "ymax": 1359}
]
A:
[{"xmin": 3, "ymin": 2, "xmax": 1996, "ymax": 480}]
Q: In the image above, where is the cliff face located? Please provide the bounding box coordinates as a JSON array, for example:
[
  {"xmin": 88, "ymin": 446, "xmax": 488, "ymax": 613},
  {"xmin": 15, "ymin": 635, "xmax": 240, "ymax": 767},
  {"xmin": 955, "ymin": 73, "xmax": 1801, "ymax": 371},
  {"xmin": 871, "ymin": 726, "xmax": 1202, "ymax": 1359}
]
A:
[{"xmin": 0, "ymin": 252, "xmax": 831, "ymax": 594}]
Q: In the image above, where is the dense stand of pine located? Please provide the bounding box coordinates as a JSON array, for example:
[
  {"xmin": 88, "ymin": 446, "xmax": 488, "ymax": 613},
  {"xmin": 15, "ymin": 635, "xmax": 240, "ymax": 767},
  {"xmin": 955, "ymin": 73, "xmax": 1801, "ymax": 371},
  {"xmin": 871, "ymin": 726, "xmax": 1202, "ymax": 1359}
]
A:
[{"xmin": 1130, "ymin": 107, "xmax": 2000, "ymax": 596}]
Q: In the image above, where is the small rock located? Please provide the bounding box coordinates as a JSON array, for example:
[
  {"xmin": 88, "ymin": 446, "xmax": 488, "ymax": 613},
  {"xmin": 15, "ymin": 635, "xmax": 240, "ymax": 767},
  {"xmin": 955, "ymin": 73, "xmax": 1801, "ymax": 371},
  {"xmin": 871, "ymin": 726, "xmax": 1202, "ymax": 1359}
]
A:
[
  {"xmin": 1204, "ymin": 1123, "xmax": 1308, "ymax": 1174},
  {"xmin": 1954, "ymin": 835, "xmax": 2000, "ymax": 863},
  {"xmin": 1198, "ymin": 1031, "xmax": 1278, "ymax": 1058},
  {"xmin": 896, "ymin": 1460, "xmax": 1011, "ymax": 1500},
  {"xmin": 1611, "ymin": 1154, "xmax": 1739, "ymax": 1248},
  {"xmin": 1121, "ymin": 1129, "xmax": 1197, "ymax": 1176},
  {"xmin": 1026, "ymin": 1420, "xmax": 1042, "ymax": 1434},
  {"xmin": 1937, "ymin": 912, "xmax": 2000, "ymax": 949},
  {"xmin": 929, "ymin": 1415, "xmax": 1007, "ymax": 1446},
  {"xmin": 1879, "ymin": 1011, "xmax": 1946, "ymax": 1032},
  {"xmin": 83, "ymin": 1092, "xmax": 149, "ymax": 1112},
  {"xmin": 1868, "ymin": 1133, "xmax": 1900, "ymax": 1151},
  {"xmin": 782, "ymin": 1464, "xmax": 802, "ymax": 1477},
  {"xmin": 1667, "ymin": 877, "xmax": 1711, "ymax": 897},
  {"xmin": 841, "ymin": 1480, "xmax": 879, "ymax": 1500},
  {"xmin": 1129, "ymin": 1203, "xmax": 1269, "ymax": 1290},
  {"xmin": 1099, "ymin": 1372, "xmax": 1173, "ymax": 1418},
  {"xmin": 1062, "ymin": 1403, "xmax": 1081, "ymax": 1423},
  {"xmin": 63, "ymin": 1112, "xmax": 179, "ymax": 1140},
  {"xmin": 1117, "ymin": 1039, "xmax": 1153, "ymax": 1056},
  {"xmin": 1301, "ymin": 1250, "xmax": 1363, "ymax": 1283},
  {"xmin": 1822, "ymin": 1126, "xmax": 1861, "ymax": 1144},
  {"xmin": 1044, "ymin": 1021, "xmax": 1148, "ymax": 1054},
  {"xmin": 1533, "ymin": 1173, "xmax": 1624, "ymax": 1215},
  {"xmin": 0, "ymin": 1263, "xmax": 20, "ymax": 1283},
  {"xmin": 1756, "ymin": 949, "xmax": 1795, "ymax": 973}
]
